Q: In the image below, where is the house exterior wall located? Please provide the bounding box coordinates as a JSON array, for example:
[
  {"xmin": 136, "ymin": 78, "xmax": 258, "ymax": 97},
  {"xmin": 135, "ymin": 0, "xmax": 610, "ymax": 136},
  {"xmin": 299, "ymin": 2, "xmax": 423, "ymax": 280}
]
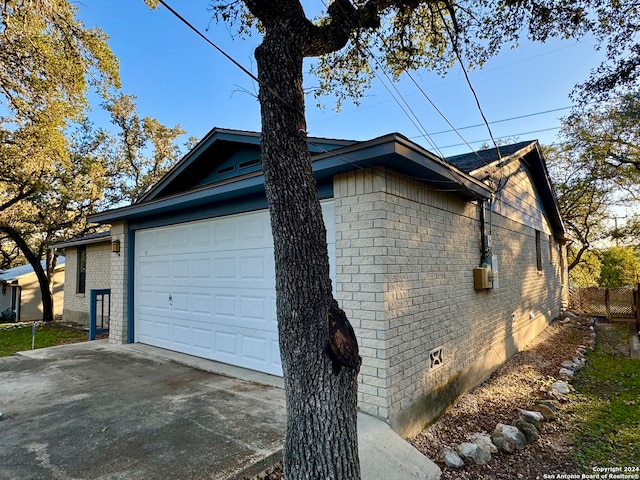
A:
[
  {"xmin": 0, "ymin": 285, "xmax": 12, "ymax": 315},
  {"xmin": 105, "ymin": 155, "xmax": 566, "ymax": 437},
  {"xmin": 0, "ymin": 267, "xmax": 65, "ymax": 322},
  {"xmin": 334, "ymin": 165, "xmax": 565, "ymax": 438},
  {"xmin": 109, "ymin": 222, "xmax": 129, "ymax": 345},
  {"xmin": 62, "ymin": 243, "xmax": 111, "ymax": 326}
]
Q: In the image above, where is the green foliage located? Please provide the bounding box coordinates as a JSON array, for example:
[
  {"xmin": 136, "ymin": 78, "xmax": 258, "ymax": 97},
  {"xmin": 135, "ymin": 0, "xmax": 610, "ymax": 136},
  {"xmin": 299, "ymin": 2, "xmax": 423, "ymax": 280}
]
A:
[
  {"xmin": 0, "ymin": 308, "xmax": 16, "ymax": 323},
  {"xmin": 598, "ymin": 246, "xmax": 640, "ymax": 287},
  {"xmin": 613, "ymin": 215, "xmax": 640, "ymax": 246},
  {"xmin": 545, "ymin": 144, "xmax": 612, "ymax": 274},
  {"xmin": 0, "ymin": 1, "xmax": 190, "ymax": 272},
  {"xmin": 0, "ymin": 0, "xmax": 121, "ymax": 267},
  {"xmin": 568, "ymin": 249, "xmax": 601, "ymax": 287},
  {"xmin": 209, "ymin": 1, "xmax": 640, "ymax": 109},
  {"xmin": 561, "ymin": 94, "xmax": 640, "ymax": 197},
  {"xmin": 103, "ymin": 94, "xmax": 187, "ymax": 204},
  {"xmin": 570, "ymin": 324, "xmax": 640, "ymax": 469},
  {"xmin": 545, "ymin": 93, "xmax": 640, "ymax": 279},
  {"xmin": 0, "ymin": 1, "xmax": 189, "ymax": 324},
  {"xmin": 0, "ymin": 324, "xmax": 87, "ymax": 357}
]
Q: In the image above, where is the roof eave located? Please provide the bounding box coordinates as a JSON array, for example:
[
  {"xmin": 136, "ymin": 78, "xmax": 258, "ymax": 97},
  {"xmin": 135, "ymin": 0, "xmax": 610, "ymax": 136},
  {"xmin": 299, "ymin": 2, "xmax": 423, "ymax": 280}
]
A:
[
  {"xmin": 50, "ymin": 233, "xmax": 111, "ymax": 249},
  {"xmin": 89, "ymin": 134, "xmax": 493, "ymax": 225}
]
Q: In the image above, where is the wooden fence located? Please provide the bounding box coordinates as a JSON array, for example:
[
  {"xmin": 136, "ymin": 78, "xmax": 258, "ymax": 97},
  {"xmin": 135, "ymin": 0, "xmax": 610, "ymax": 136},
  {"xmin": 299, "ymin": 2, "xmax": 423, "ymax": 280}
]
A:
[{"xmin": 569, "ymin": 285, "xmax": 640, "ymax": 325}]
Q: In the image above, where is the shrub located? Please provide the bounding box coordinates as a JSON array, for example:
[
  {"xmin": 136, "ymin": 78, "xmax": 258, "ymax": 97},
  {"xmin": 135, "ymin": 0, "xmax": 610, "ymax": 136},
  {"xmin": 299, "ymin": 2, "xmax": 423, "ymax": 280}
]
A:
[{"xmin": 1, "ymin": 308, "xmax": 16, "ymax": 323}]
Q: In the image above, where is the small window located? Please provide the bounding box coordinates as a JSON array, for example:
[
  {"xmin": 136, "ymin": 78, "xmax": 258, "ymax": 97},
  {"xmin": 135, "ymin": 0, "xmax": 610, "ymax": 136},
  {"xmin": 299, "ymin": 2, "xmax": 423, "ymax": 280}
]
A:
[
  {"xmin": 77, "ymin": 246, "xmax": 86, "ymax": 294},
  {"xmin": 548, "ymin": 235, "xmax": 554, "ymax": 264},
  {"xmin": 535, "ymin": 231, "xmax": 542, "ymax": 272}
]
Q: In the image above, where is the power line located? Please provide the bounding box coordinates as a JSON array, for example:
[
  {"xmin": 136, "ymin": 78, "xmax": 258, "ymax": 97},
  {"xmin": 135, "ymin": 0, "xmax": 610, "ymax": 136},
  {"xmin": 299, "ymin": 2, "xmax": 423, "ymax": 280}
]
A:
[
  {"xmin": 439, "ymin": 126, "xmax": 561, "ymax": 150},
  {"xmin": 316, "ymin": 0, "xmax": 498, "ymax": 174},
  {"xmin": 405, "ymin": 71, "xmax": 479, "ymax": 159},
  {"xmin": 436, "ymin": 6, "xmax": 501, "ymax": 159},
  {"xmin": 155, "ymin": 0, "xmax": 303, "ymax": 116},
  {"xmin": 427, "ymin": 106, "xmax": 572, "ymax": 136}
]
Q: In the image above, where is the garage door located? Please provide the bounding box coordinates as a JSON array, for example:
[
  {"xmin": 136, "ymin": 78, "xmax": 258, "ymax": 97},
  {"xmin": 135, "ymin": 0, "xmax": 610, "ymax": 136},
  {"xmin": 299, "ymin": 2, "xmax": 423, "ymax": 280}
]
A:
[{"xmin": 134, "ymin": 201, "xmax": 335, "ymax": 376}]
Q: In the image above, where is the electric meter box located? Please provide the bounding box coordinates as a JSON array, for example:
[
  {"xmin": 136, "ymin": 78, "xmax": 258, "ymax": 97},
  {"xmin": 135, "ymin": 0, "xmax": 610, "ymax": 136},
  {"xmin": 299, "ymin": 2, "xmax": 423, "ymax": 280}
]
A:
[{"xmin": 473, "ymin": 265, "xmax": 492, "ymax": 290}]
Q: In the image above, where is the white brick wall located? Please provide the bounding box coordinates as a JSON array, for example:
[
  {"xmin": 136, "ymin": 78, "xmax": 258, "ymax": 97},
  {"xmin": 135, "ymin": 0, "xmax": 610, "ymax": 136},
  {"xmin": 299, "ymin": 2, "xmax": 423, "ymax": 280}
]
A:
[
  {"xmin": 62, "ymin": 242, "xmax": 111, "ymax": 325},
  {"xmin": 334, "ymin": 167, "xmax": 565, "ymax": 436},
  {"xmin": 109, "ymin": 222, "xmax": 129, "ymax": 345},
  {"xmin": 101, "ymin": 161, "xmax": 566, "ymax": 436}
]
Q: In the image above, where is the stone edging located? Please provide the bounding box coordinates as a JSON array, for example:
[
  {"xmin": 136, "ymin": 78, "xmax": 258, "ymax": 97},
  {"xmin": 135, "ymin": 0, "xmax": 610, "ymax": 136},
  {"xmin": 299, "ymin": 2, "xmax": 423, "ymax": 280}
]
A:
[
  {"xmin": 0, "ymin": 321, "xmax": 46, "ymax": 332},
  {"xmin": 439, "ymin": 314, "xmax": 595, "ymax": 469}
]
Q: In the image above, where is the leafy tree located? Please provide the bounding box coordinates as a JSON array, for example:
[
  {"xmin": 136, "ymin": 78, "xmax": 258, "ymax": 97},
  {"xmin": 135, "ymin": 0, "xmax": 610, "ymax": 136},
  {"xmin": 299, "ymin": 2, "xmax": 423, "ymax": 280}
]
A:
[
  {"xmin": 545, "ymin": 144, "xmax": 612, "ymax": 273},
  {"xmin": 546, "ymin": 93, "xmax": 640, "ymax": 278},
  {"xmin": 598, "ymin": 246, "xmax": 640, "ymax": 287},
  {"xmin": 568, "ymin": 249, "xmax": 601, "ymax": 287},
  {"xmin": 561, "ymin": 94, "xmax": 640, "ymax": 196},
  {"xmin": 611, "ymin": 214, "xmax": 640, "ymax": 246},
  {"xmin": 103, "ymin": 94, "xmax": 192, "ymax": 204},
  {"xmin": 0, "ymin": 0, "xmax": 120, "ymax": 321},
  {"xmin": 143, "ymin": 1, "xmax": 640, "ymax": 478},
  {"xmin": 0, "ymin": 118, "xmax": 118, "ymax": 321},
  {"xmin": 0, "ymin": 2, "xmax": 190, "ymax": 323}
]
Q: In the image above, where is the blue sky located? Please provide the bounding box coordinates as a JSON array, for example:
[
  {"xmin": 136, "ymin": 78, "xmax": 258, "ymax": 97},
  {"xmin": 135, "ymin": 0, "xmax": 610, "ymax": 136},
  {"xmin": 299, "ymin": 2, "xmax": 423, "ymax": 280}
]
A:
[{"xmin": 76, "ymin": 1, "xmax": 604, "ymax": 157}]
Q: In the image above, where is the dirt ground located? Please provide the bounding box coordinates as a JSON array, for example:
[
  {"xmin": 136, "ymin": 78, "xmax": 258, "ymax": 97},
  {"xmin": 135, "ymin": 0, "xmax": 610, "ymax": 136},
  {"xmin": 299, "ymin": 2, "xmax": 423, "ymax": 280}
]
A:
[
  {"xmin": 255, "ymin": 316, "xmax": 599, "ymax": 479},
  {"xmin": 410, "ymin": 315, "xmax": 596, "ymax": 480}
]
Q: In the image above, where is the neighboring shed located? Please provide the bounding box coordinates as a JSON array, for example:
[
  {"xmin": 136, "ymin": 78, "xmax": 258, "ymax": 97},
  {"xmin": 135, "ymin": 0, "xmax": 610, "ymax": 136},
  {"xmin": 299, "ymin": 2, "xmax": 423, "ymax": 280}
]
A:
[
  {"xmin": 0, "ymin": 258, "xmax": 65, "ymax": 322},
  {"xmin": 88, "ymin": 127, "xmax": 568, "ymax": 437},
  {"xmin": 51, "ymin": 232, "xmax": 112, "ymax": 327}
]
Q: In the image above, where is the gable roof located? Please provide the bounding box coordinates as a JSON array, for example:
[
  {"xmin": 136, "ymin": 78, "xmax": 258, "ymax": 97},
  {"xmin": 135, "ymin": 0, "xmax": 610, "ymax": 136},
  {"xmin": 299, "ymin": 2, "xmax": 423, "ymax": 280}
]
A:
[
  {"xmin": 87, "ymin": 129, "xmax": 565, "ymax": 238},
  {"xmin": 139, "ymin": 127, "xmax": 358, "ymax": 203},
  {"xmin": 448, "ymin": 140, "xmax": 565, "ymax": 238},
  {"xmin": 0, "ymin": 257, "xmax": 66, "ymax": 284},
  {"xmin": 89, "ymin": 130, "xmax": 493, "ymax": 225},
  {"xmin": 445, "ymin": 141, "xmax": 534, "ymax": 174}
]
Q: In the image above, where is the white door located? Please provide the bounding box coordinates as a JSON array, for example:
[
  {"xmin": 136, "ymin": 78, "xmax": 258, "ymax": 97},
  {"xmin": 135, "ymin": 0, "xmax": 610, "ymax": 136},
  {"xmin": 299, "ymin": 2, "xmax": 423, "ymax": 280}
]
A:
[{"xmin": 134, "ymin": 201, "xmax": 335, "ymax": 376}]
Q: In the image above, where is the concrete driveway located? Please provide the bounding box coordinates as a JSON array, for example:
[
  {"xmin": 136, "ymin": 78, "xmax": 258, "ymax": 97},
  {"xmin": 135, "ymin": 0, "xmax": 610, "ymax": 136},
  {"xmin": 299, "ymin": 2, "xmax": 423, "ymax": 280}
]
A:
[
  {"xmin": 0, "ymin": 341, "xmax": 286, "ymax": 480},
  {"xmin": 0, "ymin": 340, "xmax": 440, "ymax": 480}
]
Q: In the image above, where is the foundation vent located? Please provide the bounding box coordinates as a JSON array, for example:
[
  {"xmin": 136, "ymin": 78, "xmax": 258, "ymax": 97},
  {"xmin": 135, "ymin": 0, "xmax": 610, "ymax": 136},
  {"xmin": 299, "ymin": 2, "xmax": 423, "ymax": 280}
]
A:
[{"xmin": 429, "ymin": 346, "xmax": 444, "ymax": 370}]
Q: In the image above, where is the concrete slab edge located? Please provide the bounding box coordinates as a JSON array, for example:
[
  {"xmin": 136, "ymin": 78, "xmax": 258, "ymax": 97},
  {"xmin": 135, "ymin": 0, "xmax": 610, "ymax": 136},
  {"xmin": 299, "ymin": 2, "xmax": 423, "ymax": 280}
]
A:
[
  {"xmin": 230, "ymin": 450, "xmax": 283, "ymax": 480},
  {"xmin": 122, "ymin": 343, "xmax": 285, "ymax": 389}
]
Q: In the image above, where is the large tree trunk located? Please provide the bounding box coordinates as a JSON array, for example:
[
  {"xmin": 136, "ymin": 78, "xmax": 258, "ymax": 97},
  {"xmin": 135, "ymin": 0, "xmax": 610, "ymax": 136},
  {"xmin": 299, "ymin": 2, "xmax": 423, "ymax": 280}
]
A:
[
  {"xmin": 255, "ymin": 27, "xmax": 361, "ymax": 480},
  {"xmin": 0, "ymin": 225, "xmax": 54, "ymax": 322}
]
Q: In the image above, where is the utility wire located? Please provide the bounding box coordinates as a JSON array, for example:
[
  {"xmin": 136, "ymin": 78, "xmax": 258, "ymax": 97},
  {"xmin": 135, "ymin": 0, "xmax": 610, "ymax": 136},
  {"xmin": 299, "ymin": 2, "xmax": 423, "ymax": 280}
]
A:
[
  {"xmin": 439, "ymin": 126, "xmax": 560, "ymax": 150},
  {"xmin": 156, "ymin": 0, "xmax": 303, "ymax": 116},
  {"xmin": 427, "ymin": 106, "xmax": 572, "ymax": 136},
  {"xmin": 316, "ymin": 0, "xmax": 448, "ymax": 158},
  {"xmin": 436, "ymin": 6, "xmax": 501, "ymax": 159},
  {"xmin": 405, "ymin": 70, "xmax": 479, "ymax": 158}
]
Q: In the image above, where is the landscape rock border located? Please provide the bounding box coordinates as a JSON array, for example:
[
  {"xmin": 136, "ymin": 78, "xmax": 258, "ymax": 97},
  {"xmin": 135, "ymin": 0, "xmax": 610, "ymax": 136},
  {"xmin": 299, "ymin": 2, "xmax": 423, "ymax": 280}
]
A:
[{"xmin": 437, "ymin": 314, "xmax": 595, "ymax": 470}]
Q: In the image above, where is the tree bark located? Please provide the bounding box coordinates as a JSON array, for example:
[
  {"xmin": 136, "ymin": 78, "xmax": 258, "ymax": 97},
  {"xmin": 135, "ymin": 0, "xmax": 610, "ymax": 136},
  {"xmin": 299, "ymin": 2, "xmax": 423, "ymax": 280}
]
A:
[
  {"xmin": 0, "ymin": 225, "xmax": 54, "ymax": 322},
  {"xmin": 255, "ymin": 24, "xmax": 361, "ymax": 480}
]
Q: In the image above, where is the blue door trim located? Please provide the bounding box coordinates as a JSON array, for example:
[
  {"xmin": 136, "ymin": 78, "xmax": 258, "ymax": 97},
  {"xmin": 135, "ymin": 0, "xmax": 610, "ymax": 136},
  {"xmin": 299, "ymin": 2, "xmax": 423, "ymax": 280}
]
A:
[
  {"xmin": 89, "ymin": 289, "xmax": 110, "ymax": 340},
  {"xmin": 127, "ymin": 230, "xmax": 135, "ymax": 344}
]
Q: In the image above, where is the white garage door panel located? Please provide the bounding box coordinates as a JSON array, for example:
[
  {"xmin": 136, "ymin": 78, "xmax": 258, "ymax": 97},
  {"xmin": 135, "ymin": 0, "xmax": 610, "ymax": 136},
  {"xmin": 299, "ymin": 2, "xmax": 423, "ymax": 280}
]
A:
[{"xmin": 134, "ymin": 201, "xmax": 334, "ymax": 376}]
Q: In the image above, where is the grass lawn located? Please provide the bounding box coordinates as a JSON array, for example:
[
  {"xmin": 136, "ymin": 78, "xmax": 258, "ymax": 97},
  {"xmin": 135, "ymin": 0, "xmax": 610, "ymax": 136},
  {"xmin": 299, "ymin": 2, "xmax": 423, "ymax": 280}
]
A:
[
  {"xmin": 569, "ymin": 322, "xmax": 640, "ymax": 470},
  {"xmin": 0, "ymin": 323, "xmax": 87, "ymax": 357}
]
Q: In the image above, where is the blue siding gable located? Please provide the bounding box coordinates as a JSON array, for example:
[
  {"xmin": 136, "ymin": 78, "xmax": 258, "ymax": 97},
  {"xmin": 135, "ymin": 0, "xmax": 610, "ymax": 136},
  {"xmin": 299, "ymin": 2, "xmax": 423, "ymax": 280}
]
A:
[
  {"xmin": 196, "ymin": 146, "xmax": 262, "ymax": 186},
  {"xmin": 141, "ymin": 128, "xmax": 357, "ymax": 202}
]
